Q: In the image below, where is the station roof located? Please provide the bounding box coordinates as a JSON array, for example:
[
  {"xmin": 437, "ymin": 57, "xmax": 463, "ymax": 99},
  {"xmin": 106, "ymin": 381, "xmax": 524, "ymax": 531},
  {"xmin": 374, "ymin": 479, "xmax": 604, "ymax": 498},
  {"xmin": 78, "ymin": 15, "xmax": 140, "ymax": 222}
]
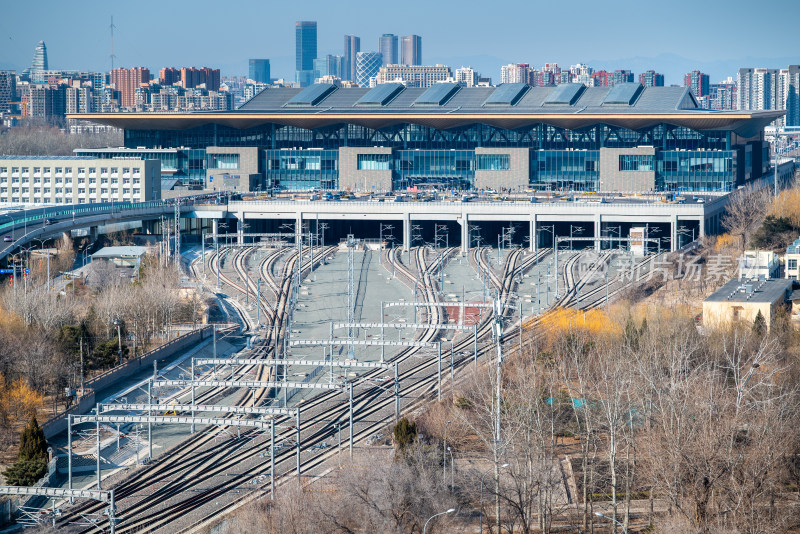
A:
[{"xmin": 70, "ymin": 84, "xmax": 784, "ymax": 137}]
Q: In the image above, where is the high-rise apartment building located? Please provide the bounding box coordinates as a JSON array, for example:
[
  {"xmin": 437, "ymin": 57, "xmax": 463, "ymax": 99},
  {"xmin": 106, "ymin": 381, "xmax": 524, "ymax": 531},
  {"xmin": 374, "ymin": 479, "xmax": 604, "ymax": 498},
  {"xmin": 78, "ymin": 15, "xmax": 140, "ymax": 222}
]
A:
[
  {"xmin": 27, "ymin": 85, "xmax": 66, "ymax": 119},
  {"xmin": 379, "ymin": 34, "xmax": 399, "ymax": 66},
  {"xmin": 248, "ymin": 59, "xmax": 270, "ymax": 83},
  {"xmin": 295, "ymin": 21, "xmax": 317, "ymax": 87},
  {"xmin": 501, "ymin": 64, "xmax": 532, "ymax": 85},
  {"xmin": 180, "ymin": 67, "xmax": 220, "ymax": 91},
  {"xmin": 783, "ymin": 65, "xmax": 800, "ymax": 127},
  {"xmin": 612, "ymin": 70, "xmax": 634, "ymax": 86},
  {"xmin": 455, "ymin": 66, "xmax": 479, "ymax": 87},
  {"xmin": 343, "ymin": 35, "xmax": 360, "ymax": 82},
  {"xmin": 533, "ymin": 70, "xmax": 555, "ymax": 87},
  {"xmin": 110, "ymin": 67, "xmax": 150, "ymax": 108},
  {"xmin": 570, "ymin": 64, "xmax": 593, "ymax": 85},
  {"xmin": 639, "ymin": 70, "xmax": 664, "ymax": 87},
  {"xmin": 0, "ymin": 71, "xmax": 16, "ymax": 113},
  {"xmin": 591, "ymin": 70, "xmax": 611, "ymax": 87},
  {"xmin": 373, "ymin": 64, "xmax": 452, "ymax": 88},
  {"xmin": 401, "ymin": 35, "xmax": 422, "ymax": 66},
  {"xmin": 159, "ymin": 67, "xmax": 180, "ymax": 86},
  {"xmin": 709, "ymin": 80, "xmax": 737, "ymax": 111},
  {"xmin": 737, "ymin": 68, "xmax": 779, "ymax": 111},
  {"xmin": 65, "ymin": 86, "xmax": 93, "ymax": 114},
  {"xmin": 356, "ymin": 52, "xmax": 382, "ymax": 87},
  {"xmin": 684, "ymin": 70, "xmax": 710, "ymax": 97}
]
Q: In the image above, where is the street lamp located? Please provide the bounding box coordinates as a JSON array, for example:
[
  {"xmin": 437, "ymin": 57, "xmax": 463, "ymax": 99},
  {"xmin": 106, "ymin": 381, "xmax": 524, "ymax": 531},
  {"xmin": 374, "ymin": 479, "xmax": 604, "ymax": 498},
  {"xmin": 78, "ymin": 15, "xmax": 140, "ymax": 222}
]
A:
[
  {"xmin": 423, "ymin": 508, "xmax": 456, "ymax": 534},
  {"xmin": 480, "ymin": 463, "xmax": 509, "ymax": 534},
  {"xmin": 594, "ymin": 511, "xmax": 627, "ymax": 533},
  {"xmin": 443, "ymin": 420, "xmax": 451, "ymax": 485},
  {"xmin": 113, "ymin": 318, "xmax": 123, "ymax": 366}
]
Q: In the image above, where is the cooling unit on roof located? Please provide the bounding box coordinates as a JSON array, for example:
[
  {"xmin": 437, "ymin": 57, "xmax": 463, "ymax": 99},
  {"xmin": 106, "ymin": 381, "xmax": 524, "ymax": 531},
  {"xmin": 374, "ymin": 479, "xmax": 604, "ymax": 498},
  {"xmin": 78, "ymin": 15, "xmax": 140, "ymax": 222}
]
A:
[
  {"xmin": 543, "ymin": 83, "xmax": 586, "ymax": 105},
  {"xmin": 413, "ymin": 83, "xmax": 460, "ymax": 106},
  {"xmin": 285, "ymin": 84, "xmax": 337, "ymax": 106},
  {"xmin": 602, "ymin": 83, "xmax": 644, "ymax": 105},
  {"xmin": 356, "ymin": 83, "xmax": 405, "ymax": 106},
  {"xmin": 484, "ymin": 83, "xmax": 529, "ymax": 106}
]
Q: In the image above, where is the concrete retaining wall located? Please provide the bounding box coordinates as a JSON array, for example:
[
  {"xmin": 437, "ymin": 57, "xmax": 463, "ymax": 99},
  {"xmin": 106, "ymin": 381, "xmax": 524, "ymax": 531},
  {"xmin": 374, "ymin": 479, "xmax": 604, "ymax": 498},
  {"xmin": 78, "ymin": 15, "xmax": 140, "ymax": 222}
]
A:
[{"xmin": 41, "ymin": 326, "xmax": 214, "ymax": 440}]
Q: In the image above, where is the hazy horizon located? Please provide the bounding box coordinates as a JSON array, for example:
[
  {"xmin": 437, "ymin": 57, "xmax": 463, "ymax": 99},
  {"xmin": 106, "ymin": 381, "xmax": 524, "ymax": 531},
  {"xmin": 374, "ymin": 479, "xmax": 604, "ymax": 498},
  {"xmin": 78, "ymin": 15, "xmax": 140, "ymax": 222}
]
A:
[{"xmin": 2, "ymin": 0, "xmax": 799, "ymax": 85}]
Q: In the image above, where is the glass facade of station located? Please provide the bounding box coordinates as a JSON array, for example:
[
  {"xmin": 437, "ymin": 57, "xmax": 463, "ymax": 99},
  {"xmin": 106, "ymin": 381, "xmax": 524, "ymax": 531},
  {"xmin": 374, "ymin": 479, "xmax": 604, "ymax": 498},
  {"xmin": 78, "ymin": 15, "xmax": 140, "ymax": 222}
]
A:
[{"xmin": 119, "ymin": 121, "xmax": 766, "ymax": 192}]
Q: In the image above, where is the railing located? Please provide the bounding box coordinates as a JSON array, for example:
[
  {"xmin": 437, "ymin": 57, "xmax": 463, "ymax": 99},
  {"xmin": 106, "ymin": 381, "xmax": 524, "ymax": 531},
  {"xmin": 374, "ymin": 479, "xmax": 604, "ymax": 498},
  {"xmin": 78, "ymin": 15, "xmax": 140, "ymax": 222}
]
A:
[
  {"xmin": 215, "ymin": 198, "xmax": 722, "ymax": 210},
  {"xmin": 0, "ymin": 200, "xmax": 167, "ymax": 234}
]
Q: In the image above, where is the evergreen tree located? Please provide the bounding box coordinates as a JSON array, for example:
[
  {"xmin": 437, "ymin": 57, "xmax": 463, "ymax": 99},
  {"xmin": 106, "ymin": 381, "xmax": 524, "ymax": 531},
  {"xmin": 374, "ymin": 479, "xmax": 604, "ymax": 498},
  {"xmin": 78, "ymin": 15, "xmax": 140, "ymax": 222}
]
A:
[
  {"xmin": 393, "ymin": 417, "xmax": 417, "ymax": 451},
  {"xmin": 18, "ymin": 415, "xmax": 48, "ymax": 462},
  {"xmin": 752, "ymin": 310, "xmax": 767, "ymax": 337}
]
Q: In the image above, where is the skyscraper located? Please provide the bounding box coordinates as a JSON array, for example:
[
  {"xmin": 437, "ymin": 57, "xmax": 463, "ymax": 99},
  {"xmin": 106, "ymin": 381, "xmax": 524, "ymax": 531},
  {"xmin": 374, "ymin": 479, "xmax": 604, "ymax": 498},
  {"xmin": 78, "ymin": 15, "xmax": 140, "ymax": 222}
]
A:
[
  {"xmin": 356, "ymin": 52, "xmax": 382, "ymax": 87},
  {"xmin": 314, "ymin": 55, "xmax": 345, "ymax": 80},
  {"xmin": 344, "ymin": 35, "xmax": 360, "ymax": 82},
  {"xmin": 295, "ymin": 21, "xmax": 317, "ymax": 87},
  {"xmin": 401, "ymin": 35, "xmax": 422, "ymax": 66},
  {"xmin": 32, "ymin": 40, "xmax": 48, "ymax": 70},
  {"xmin": 379, "ymin": 34, "xmax": 398, "ymax": 66},
  {"xmin": 25, "ymin": 41, "xmax": 49, "ymax": 82},
  {"xmin": 249, "ymin": 59, "xmax": 270, "ymax": 84},
  {"xmin": 684, "ymin": 70, "xmax": 710, "ymax": 97}
]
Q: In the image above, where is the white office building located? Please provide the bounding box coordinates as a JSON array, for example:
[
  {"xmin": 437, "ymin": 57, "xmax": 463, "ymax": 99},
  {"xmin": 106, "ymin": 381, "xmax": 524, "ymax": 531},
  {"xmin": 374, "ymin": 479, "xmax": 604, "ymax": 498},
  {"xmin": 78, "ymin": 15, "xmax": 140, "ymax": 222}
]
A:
[{"xmin": 0, "ymin": 156, "xmax": 160, "ymax": 205}]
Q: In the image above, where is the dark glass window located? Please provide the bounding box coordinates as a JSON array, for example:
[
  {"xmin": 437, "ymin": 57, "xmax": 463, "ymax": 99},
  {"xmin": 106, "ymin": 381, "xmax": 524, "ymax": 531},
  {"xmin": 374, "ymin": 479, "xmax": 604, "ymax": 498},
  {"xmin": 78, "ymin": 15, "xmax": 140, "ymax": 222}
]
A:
[{"xmin": 619, "ymin": 154, "xmax": 654, "ymax": 171}]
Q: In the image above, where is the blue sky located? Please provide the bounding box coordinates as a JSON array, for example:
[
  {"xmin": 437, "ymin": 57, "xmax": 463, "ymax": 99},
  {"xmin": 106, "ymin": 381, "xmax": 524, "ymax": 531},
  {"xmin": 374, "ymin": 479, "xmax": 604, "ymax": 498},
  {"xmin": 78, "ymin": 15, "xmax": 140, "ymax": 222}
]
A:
[{"xmin": 1, "ymin": 0, "xmax": 799, "ymax": 85}]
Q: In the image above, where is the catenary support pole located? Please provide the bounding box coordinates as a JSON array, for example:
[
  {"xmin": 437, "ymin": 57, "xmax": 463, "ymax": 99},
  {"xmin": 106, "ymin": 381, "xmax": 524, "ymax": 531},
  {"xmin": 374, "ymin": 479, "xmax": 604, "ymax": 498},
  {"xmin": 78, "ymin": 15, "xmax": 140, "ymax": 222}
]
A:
[
  {"xmin": 394, "ymin": 362, "xmax": 400, "ymax": 422},
  {"xmin": 349, "ymin": 382, "xmax": 354, "ymax": 458},
  {"xmin": 296, "ymin": 407, "xmax": 301, "ymax": 480},
  {"xmin": 67, "ymin": 415, "xmax": 72, "ymax": 493},
  {"xmin": 437, "ymin": 342, "xmax": 442, "ymax": 401},
  {"xmin": 96, "ymin": 403, "xmax": 101, "ymax": 490},
  {"xmin": 270, "ymin": 418, "xmax": 275, "ymax": 500}
]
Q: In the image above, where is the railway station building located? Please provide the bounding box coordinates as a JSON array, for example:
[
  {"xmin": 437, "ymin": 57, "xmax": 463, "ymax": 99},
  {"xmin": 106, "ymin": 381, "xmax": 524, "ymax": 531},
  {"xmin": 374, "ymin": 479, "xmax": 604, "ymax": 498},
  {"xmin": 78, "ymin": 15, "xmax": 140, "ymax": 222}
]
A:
[{"xmin": 72, "ymin": 83, "xmax": 784, "ymax": 194}]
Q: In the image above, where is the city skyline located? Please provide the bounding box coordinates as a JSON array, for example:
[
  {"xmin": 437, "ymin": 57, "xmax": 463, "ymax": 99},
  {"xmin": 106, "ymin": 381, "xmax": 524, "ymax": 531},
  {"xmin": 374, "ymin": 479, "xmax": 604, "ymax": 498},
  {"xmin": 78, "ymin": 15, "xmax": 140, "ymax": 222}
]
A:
[{"xmin": 1, "ymin": 0, "xmax": 799, "ymax": 85}]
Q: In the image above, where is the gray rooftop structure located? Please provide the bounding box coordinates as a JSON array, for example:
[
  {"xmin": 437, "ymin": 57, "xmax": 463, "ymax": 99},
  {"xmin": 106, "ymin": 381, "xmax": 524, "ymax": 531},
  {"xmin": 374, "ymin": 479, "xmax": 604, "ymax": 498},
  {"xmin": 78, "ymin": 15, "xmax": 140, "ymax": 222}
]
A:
[
  {"xmin": 704, "ymin": 278, "xmax": 794, "ymax": 304},
  {"xmin": 237, "ymin": 83, "xmax": 698, "ymax": 114},
  {"xmin": 91, "ymin": 246, "xmax": 148, "ymax": 260},
  {"xmin": 72, "ymin": 84, "xmax": 785, "ymax": 138}
]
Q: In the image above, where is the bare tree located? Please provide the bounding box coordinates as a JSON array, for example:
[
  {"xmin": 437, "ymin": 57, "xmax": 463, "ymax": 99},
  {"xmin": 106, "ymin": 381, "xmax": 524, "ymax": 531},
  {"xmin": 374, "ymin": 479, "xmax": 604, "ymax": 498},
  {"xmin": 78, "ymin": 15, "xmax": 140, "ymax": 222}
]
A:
[{"xmin": 721, "ymin": 184, "xmax": 771, "ymax": 251}]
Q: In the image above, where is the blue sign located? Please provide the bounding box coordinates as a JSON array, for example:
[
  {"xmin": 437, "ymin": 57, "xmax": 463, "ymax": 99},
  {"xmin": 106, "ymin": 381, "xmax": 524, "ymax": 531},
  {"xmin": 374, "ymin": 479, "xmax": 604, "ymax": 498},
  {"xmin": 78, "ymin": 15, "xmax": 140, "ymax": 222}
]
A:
[
  {"xmin": 24, "ymin": 268, "xmax": 29, "ymax": 274},
  {"xmin": 0, "ymin": 269, "xmax": 13, "ymax": 274}
]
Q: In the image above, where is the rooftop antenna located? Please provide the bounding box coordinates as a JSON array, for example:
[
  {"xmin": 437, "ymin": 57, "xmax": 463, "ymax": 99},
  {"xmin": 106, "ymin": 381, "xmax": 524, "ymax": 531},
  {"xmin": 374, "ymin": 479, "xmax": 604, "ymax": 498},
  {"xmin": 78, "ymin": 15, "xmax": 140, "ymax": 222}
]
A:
[{"xmin": 110, "ymin": 16, "xmax": 116, "ymax": 70}]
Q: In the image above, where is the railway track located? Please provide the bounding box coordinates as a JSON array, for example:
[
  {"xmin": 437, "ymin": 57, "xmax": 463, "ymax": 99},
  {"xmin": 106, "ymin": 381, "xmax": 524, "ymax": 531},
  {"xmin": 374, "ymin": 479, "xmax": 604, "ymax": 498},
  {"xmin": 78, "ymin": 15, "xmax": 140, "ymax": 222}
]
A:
[{"xmin": 58, "ymin": 242, "xmax": 661, "ymax": 533}]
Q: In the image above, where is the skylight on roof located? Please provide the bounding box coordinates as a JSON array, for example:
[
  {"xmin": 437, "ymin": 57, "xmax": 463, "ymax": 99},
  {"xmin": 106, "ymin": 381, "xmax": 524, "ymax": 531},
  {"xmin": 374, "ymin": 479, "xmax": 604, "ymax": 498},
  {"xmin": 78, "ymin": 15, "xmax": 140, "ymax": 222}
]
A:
[
  {"xmin": 285, "ymin": 84, "xmax": 337, "ymax": 106},
  {"xmin": 356, "ymin": 83, "xmax": 405, "ymax": 106},
  {"xmin": 543, "ymin": 83, "xmax": 585, "ymax": 105},
  {"xmin": 413, "ymin": 83, "xmax": 460, "ymax": 106},
  {"xmin": 602, "ymin": 83, "xmax": 644, "ymax": 105},
  {"xmin": 484, "ymin": 83, "xmax": 529, "ymax": 106}
]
